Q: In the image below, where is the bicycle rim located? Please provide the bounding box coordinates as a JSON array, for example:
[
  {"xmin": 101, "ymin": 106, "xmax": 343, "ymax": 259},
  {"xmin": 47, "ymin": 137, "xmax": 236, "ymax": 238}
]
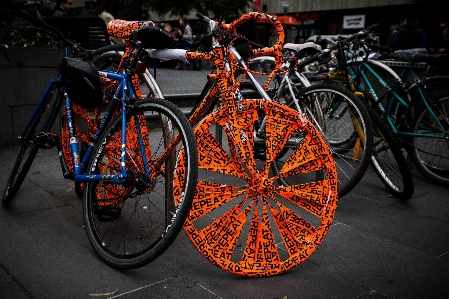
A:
[
  {"xmin": 366, "ymin": 104, "xmax": 414, "ymax": 200},
  {"xmin": 410, "ymin": 95, "xmax": 449, "ymax": 186},
  {"xmin": 176, "ymin": 99, "xmax": 338, "ymax": 277}
]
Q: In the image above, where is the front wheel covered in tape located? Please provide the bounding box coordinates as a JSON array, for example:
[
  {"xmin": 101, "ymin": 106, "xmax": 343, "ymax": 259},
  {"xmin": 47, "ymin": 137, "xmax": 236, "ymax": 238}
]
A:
[{"xmin": 176, "ymin": 99, "xmax": 338, "ymax": 277}]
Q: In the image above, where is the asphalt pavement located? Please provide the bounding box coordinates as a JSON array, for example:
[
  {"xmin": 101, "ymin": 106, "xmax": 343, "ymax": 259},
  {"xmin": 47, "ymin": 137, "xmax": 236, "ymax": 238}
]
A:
[{"xmin": 1, "ymin": 68, "xmax": 448, "ymax": 299}]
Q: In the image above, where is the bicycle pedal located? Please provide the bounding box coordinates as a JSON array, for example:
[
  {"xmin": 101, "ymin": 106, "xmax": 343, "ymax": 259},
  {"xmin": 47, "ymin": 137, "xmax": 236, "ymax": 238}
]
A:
[{"xmin": 35, "ymin": 132, "xmax": 60, "ymax": 149}]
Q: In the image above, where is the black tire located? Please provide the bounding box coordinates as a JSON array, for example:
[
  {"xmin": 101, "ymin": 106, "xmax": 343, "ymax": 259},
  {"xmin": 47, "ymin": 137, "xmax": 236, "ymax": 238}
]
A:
[
  {"xmin": 92, "ymin": 52, "xmax": 122, "ymax": 70},
  {"xmin": 83, "ymin": 98, "xmax": 197, "ymax": 269},
  {"xmin": 2, "ymin": 85, "xmax": 60, "ymax": 206},
  {"xmin": 274, "ymin": 84, "xmax": 374, "ymax": 198},
  {"xmin": 409, "ymin": 93, "xmax": 449, "ymax": 186},
  {"xmin": 421, "ymin": 76, "xmax": 449, "ymax": 93},
  {"xmin": 366, "ymin": 103, "xmax": 414, "ymax": 200}
]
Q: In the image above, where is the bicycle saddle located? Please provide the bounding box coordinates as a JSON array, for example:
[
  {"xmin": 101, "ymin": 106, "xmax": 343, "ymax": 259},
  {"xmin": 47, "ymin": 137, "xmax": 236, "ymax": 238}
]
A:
[
  {"xmin": 107, "ymin": 20, "xmax": 173, "ymax": 49},
  {"xmin": 284, "ymin": 42, "xmax": 322, "ymax": 59},
  {"xmin": 283, "ymin": 42, "xmax": 322, "ymax": 53},
  {"xmin": 392, "ymin": 48, "xmax": 427, "ymax": 63}
]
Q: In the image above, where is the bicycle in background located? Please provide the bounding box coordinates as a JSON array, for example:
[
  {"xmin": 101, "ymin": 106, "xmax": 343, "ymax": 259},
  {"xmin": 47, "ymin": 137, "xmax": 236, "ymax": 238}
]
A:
[
  {"xmin": 306, "ymin": 25, "xmax": 448, "ymax": 190},
  {"xmin": 234, "ymin": 42, "xmax": 374, "ymax": 198}
]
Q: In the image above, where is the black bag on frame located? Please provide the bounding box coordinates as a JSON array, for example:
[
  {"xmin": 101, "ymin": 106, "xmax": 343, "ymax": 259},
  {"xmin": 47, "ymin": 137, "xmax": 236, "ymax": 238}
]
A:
[{"xmin": 60, "ymin": 57, "xmax": 103, "ymax": 109}]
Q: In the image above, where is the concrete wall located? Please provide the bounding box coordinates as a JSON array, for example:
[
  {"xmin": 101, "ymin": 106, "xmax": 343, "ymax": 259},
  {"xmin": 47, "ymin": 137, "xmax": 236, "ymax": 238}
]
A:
[{"xmin": 0, "ymin": 46, "xmax": 63, "ymax": 147}]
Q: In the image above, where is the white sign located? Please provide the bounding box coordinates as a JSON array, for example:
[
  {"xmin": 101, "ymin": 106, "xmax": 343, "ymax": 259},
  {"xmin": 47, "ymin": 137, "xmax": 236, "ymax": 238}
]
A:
[
  {"xmin": 343, "ymin": 15, "xmax": 366, "ymax": 29},
  {"xmin": 282, "ymin": 0, "xmax": 289, "ymax": 7}
]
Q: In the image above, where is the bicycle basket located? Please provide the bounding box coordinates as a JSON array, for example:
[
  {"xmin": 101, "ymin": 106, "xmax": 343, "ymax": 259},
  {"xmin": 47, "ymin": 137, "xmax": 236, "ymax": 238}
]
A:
[{"xmin": 60, "ymin": 57, "xmax": 103, "ymax": 109}]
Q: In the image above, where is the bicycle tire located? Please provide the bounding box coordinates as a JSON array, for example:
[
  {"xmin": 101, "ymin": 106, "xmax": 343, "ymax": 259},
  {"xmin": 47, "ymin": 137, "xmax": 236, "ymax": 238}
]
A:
[
  {"xmin": 274, "ymin": 84, "xmax": 374, "ymax": 198},
  {"xmin": 409, "ymin": 93, "xmax": 449, "ymax": 186},
  {"xmin": 366, "ymin": 103, "xmax": 414, "ymax": 200},
  {"xmin": 176, "ymin": 99, "xmax": 338, "ymax": 277},
  {"xmin": 83, "ymin": 97, "xmax": 197, "ymax": 269},
  {"xmin": 92, "ymin": 51, "xmax": 122, "ymax": 71},
  {"xmin": 2, "ymin": 85, "xmax": 60, "ymax": 206},
  {"xmin": 419, "ymin": 76, "xmax": 449, "ymax": 97}
]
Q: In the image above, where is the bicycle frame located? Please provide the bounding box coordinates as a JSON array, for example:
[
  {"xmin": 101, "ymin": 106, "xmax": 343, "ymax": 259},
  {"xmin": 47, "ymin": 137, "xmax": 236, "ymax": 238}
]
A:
[
  {"xmin": 20, "ymin": 49, "xmax": 150, "ymax": 185},
  {"xmin": 353, "ymin": 59, "xmax": 449, "ymax": 139},
  {"xmin": 71, "ymin": 70, "xmax": 141, "ymax": 184}
]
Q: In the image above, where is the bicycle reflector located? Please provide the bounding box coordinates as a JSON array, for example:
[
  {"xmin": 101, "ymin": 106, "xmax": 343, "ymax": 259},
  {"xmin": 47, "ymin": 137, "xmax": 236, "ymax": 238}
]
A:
[{"xmin": 60, "ymin": 57, "xmax": 103, "ymax": 109}]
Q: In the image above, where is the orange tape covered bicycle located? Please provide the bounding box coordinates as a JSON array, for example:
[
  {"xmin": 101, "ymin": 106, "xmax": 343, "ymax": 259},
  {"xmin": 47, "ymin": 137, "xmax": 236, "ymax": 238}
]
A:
[{"xmin": 148, "ymin": 12, "xmax": 339, "ymax": 277}]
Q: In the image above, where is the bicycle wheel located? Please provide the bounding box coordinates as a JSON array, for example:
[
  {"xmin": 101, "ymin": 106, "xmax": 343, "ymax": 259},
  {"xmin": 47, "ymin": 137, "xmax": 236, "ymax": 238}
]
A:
[
  {"xmin": 83, "ymin": 97, "xmax": 197, "ymax": 269},
  {"xmin": 176, "ymin": 99, "xmax": 338, "ymax": 277},
  {"xmin": 420, "ymin": 76, "xmax": 449, "ymax": 96},
  {"xmin": 274, "ymin": 84, "xmax": 373, "ymax": 198},
  {"xmin": 410, "ymin": 94, "xmax": 449, "ymax": 186},
  {"xmin": 366, "ymin": 103, "xmax": 414, "ymax": 200},
  {"xmin": 2, "ymin": 85, "xmax": 61, "ymax": 206},
  {"xmin": 92, "ymin": 51, "xmax": 122, "ymax": 71}
]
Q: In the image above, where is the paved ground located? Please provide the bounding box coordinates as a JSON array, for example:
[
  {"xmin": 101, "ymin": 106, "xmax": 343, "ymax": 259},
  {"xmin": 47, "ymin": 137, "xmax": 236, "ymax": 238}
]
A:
[{"xmin": 1, "ymin": 68, "xmax": 448, "ymax": 299}]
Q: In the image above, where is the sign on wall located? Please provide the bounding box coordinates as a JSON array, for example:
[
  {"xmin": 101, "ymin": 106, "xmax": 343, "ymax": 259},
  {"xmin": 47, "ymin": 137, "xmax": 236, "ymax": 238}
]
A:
[{"xmin": 343, "ymin": 15, "xmax": 366, "ymax": 29}]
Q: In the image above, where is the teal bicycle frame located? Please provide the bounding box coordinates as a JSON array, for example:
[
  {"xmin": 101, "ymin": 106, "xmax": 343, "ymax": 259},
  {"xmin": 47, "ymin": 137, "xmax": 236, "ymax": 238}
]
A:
[{"xmin": 352, "ymin": 58, "xmax": 449, "ymax": 139}]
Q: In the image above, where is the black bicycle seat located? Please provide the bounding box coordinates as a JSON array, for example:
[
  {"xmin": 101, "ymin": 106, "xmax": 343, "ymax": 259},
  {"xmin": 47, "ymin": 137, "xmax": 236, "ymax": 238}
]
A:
[{"xmin": 133, "ymin": 26, "xmax": 174, "ymax": 49}]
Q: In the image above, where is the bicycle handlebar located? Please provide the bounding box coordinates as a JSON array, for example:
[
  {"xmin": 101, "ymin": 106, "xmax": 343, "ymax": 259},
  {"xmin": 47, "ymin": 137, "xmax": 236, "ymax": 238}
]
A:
[
  {"xmin": 226, "ymin": 13, "xmax": 284, "ymax": 59},
  {"xmin": 18, "ymin": 10, "xmax": 66, "ymax": 44},
  {"xmin": 324, "ymin": 23, "xmax": 379, "ymax": 53},
  {"xmin": 17, "ymin": 10, "xmax": 91, "ymax": 54}
]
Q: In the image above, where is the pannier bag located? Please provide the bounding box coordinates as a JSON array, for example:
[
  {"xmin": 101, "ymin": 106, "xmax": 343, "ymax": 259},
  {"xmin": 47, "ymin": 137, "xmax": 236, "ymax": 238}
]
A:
[{"xmin": 60, "ymin": 57, "xmax": 103, "ymax": 109}]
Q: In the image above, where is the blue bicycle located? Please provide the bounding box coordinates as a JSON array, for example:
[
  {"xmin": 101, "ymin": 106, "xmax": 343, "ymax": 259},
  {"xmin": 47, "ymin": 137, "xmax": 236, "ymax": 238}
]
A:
[{"xmin": 2, "ymin": 11, "xmax": 198, "ymax": 269}]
